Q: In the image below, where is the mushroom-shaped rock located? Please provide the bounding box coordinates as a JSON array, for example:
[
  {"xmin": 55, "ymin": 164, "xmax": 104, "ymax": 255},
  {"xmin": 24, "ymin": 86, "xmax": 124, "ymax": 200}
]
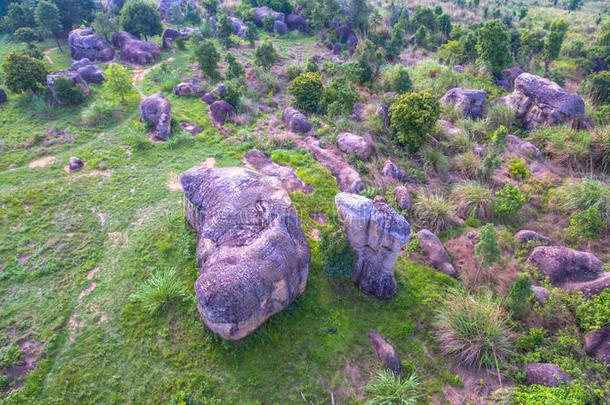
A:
[
  {"xmin": 68, "ymin": 28, "xmax": 114, "ymax": 62},
  {"xmin": 584, "ymin": 327, "xmax": 610, "ymax": 370},
  {"xmin": 47, "ymin": 70, "xmax": 90, "ymax": 104},
  {"xmin": 492, "ymin": 73, "xmax": 585, "ymax": 129},
  {"xmin": 368, "ymin": 331, "xmax": 401, "ymax": 373},
  {"xmin": 209, "ymin": 100, "xmax": 236, "ymax": 126},
  {"xmin": 112, "ymin": 31, "xmax": 160, "ymax": 65},
  {"xmin": 526, "ymin": 363, "xmax": 569, "ymax": 387},
  {"xmin": 416, "ymin": 229, "xmax": 457, "ymax": 277},
  {"xmin": 201, "ymin": 84, "xmax": 226, "ymax": 105},
  {"xmin": 244, "ymin": 149, "xmax": 313, "ymax": 194},
  {"xmin": 283, "ymin": 107, "xmax": 312, "ymax": 133},
  {"xmin": 381, "ymin": 160, "xmax": 405, "ymax": 181},
  {"xmin": 173, "ymin": 82, "xmax": 205, "ymax": 97},
  {"xmin": 68, "ymin": 157, "xmax": 84, "ymax": 172},
  {"xmin": 393, "ymin": 186, "xmax": 411, "ymax": 210},
  {"xmin": 286, "ymin": 14, "xmax": 309, "ymax": 32},
  {"xmin": 439, "ymin": 87, "xmax": 489, "ymax": 119},
  {"xmin": 179, "ymin": 166, "xmax": 310, "ymax": 340},
  {"xmin": 335, "ymin": 193, "xmax": 411, "ymax": 299},
  {"xmin": 139, "ymin": 92, "xmax": 172, "ymax": 141},
  {"xmin": 336, "ymin": 132, "xmax": 372, "ymax": 159},
  {"xmin": 273, "ymin": 20, "xmax": 288, "ymax": 35},
  {"xmin": 293, "ymin": 136, "xmax": 364, "ymax": 193}
]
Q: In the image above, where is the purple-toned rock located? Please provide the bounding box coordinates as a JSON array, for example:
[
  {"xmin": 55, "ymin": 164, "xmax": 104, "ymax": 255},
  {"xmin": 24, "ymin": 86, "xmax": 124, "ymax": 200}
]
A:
[
  {"xmin": 393, "ymin": 186, "xmax": 411, "ymax": 210},
  {"xmin": 0, "ymin": 89, "xmax": 7, "ymax": 104},
  {"xmin": 68, "ymin": 28, "xmax": 114, "ymax": 62},
  {"xmin": 273, "ymin": 20, "xmax": 287, "ymax": 35},
  {"xmin": 369, "ymin": 331, "xmax": 401, "ymax": 373},
  {"xmin": 584, "ymin": 327, "xmax": 610, "ymax": 370},
  {"xmin": 506, "ymin": 135, "xmax": 541, "ymax": 159},
  {"xmin": 381, "ymin": 160, "xmax": 404, "ymax": 181},
  {"xmin": 416, "ymin": 229, "xmax": 457, "ymax": 277},
  {"xmin": 201, "ymin": 84, "xmax": 226, "ymax": 105},
  {"xmin": 253, "ymin": 6, "xmax": 285, "ymax": 26},
  {"xmin": 526, "ymin": 363, "xmax": 569, "ymax": 387},
  {"xmin": 70, "ymin": 58, "xmax": 92, "ymax": 71},
  {"xmin": 139, "ymin": 92, "xmax": 172, "ymax": 141},
  {"xmin": 76, "ymin": 64, "xmax": 105, "ymax": 84},
  {"xmin": 209, "ymin": 100, "xmax": 236, "ymax": 126},
  {"xmin": 173, "ymin": 82, "xmax": 205, "ymax": 96},
  {"xmin": 515, "ymin": 230, "xmax": 552, "ymax": 245},
  {"xmin": 336, "ymin": 132, "xmax": 372, "ymax": 159},
  {"xmin": 531, "ymin": 286, "xmax": 550, "ymax": 303},
  {"xmin": 68, "ymin": 157, "xmax": 84, "ymax": 172},
  {"xmin": 283, "ymin": 107, "xmax": 311, "ymax": 133},
  {"xmin": 286, "ymin": 14, "xmax": 309, "ymax": 32},
  {"xmin": 439, "ymin": 87, "xmax": 488, "ymax": 119},
  {"xmin": 112, "ymin": 31, "xmax": 160, "ymax": 65}
]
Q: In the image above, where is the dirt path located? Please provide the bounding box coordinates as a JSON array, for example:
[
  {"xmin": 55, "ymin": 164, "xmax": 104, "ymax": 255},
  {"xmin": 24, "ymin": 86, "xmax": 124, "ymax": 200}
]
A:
[
  {"xmin": 43, "ymin": 47, "xmax": 59, "ymax": 64},
  {"xmin": 131, "ymin": 57, "xmax": 175, "ymax": 98}
]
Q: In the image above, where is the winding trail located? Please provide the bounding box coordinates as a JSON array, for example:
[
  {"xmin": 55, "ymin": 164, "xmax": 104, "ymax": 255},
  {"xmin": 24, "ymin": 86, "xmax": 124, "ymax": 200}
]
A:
[
  {"xmin": 43, "ymin": 46, "xmax": 59, "ymax": 64},
  {"xmin": 131, "ymin": 57, "xmax": 175, "ymax": 98}
]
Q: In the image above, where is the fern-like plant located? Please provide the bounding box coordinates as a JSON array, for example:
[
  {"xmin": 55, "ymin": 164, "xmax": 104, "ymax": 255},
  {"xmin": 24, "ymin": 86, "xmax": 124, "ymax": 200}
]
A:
[
  {"xmin": 365, "ymin": 370, "xmax": 421, "ymax": 405},
  {"xmin": 130, "ymin": 268, "xmax": 189, "ymax": 314}
]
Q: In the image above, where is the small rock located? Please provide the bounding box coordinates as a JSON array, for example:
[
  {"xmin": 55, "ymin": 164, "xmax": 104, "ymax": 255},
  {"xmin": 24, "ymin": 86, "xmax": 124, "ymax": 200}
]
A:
[
  {"xmin": 283, "ymin": 107, "xmax": 311, "ymax": 133},
  {"xmin": 453, "ymin": 65, "xmax": 465, "ymax": 73},
  {"xmin": 473, "ymin": 147, "xmax": 484, "ymax": 157},
  {"xmin": 273, "ymin": 20, "xmax": 288, "ymax": 35},
  {"xmin": 526, "ymin": 363, "xmax": 569, "ymax": 387},
  {"xmin": 70, "ymin": 58, "xmax": 92, "ymax": 71},
  {"xmin": 439, "ymin": 87, "xmax": 489, "ymax": 119},
  {"xmin": 584, "ymin": 327, "xmax": 610, "ymax": 370},
  {"xmin": 201, "ymin": 84, "xmax": 226, "ymax": 105},
  {"xmin": 173, "ymin": 82, "xmax": 205, "ymax": 97},
  {"xmin": 381, "ymin": 160, "xmax": 405, "ymax": 181},
  {"xmin": 416, "ymin": 229, "xmax": 457, "ymax": 277},
  {"xmin": 68, "ymin": 157, "xmax": 84, "ymax": 172},
  {"xmin": 368, "ymin": 331, "xmax": 401, "ymax": 373},
  {"xmin": 336, "ymin": 132, "xmax": 371, "ymax": 159},
  {"xmin": 531, "ymin": 286, "xmax": 550, "ymax": 303},
  {"xmin": 506, "ymin": 135, "xmax": 541, "ymax": 159},
  {"xmin": 515, "ymin": 230, "xmax": 553, "ymax": 245},
  {"xmin": 209, "ymin": 100, "xmax": 236, "ymax": 126},
  {"xmin": 393, "ymin": 186, "xmax": 411, "ymax": 210}
]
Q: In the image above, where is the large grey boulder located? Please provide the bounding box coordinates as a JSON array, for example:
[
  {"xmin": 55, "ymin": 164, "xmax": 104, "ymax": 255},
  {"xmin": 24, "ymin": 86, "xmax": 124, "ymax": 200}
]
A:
[
  {"xmin": 209, "ymin": 100, "xmax": 236, "ymax": 126},
  {"xmin": 369, "ymin": 331, "xmax": 401, "ymax": 373},
  {"xmin": 335, "ymin": 193, "xmax": 411, "ymax": 299},
  {"xmin": 336, "ymin": 132, "xmax": 372, "ymax": 159},
  {"xmin": 286, "ymin": 14, "xmax": 309, "ymax": 32},
  {"xmin": 439, "ymin": 87, "xmax": 488, "ymax": 119},
  {"xmin": 283, "ymin": 107, "xmax": 311, "ymax": 133},
  {"xmin": 76, "ymin": 64, "xmax": 105, "ymax": 85},
  {"xmin": 416, "ymin": 229, "xmax": 457, "ymax": 277},
  {"xmin": 173, "ymin": 82, "xmax": 205, "ymax": 97},
  {"xmin": 526, "ymin": 363, "xmax": 569, "ymax": 387},
  {"xmin": 492, "ymin": 73, "xmax": 585, "ymax": 129},
  {"xmin": 46, "ymin": 70, "xmax": 90, "ymax": 104},
  {"xmin": 294, "ymin": 137, "xmax": 364, "ymax": 193},
  {"xmin": 180, "ymin": 166, "xmax": 310, "ymax": 340},
  {"xmin": 112, "ymin": 31, "xmax": 160, "ymax": 65},
  {"xmin": 68, "ymin": 28, "xmax": 114, "ymax": 62},
  {"xmin": 526, "ymin": 246, "xmax": 609, "ymax": 297},
  {"xmin": 253, "ymin": 6, "xmax": 284, "ymax": 27},
  {"xmin": 273, "ymin": 20, "xmax": 288, "ymax": 35},
  {"xmin": 139, "ymin": 92, "xmax": 172, "ymax": 141},
  {"xmin": 584, "ymin": 327, "xmax": 610, "ymax": 370},
  {"xmin": 244, "ymin": 149, "xmax": 313, "ymax": 194}
]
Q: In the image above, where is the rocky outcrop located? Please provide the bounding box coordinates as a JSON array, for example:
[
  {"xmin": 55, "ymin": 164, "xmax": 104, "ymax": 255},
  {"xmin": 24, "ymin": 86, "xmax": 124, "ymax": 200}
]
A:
[
  {"xmin": 244, "ymin": 149, "xmax": 313, "ymax": 193},
  {"xmin": 294, "ymin": 137, "xmax": 364, "ymax": 193},
  {"xmin": 393, "ymin": 186, "xmax": 411, "ymax": 210},
  {"xmin": 173, "ymin": 82, "xmax": 205, "ymax": 96},
  {"xmin": 179, "ymin": 166, "xmax": 310, "ymax": 340},
  {"xmin": 439, "ymin": 88, "xmax": 488, "ymax": 119},
  {"xmin": 381, "ymin": 160, "xmax": 405, "ymax": 181},
  {"xmin": 68, "ymin": 28, "xmax": 114, "ymax": 62},
  {"xmin": 526, "ymin": 246, "xmax": 609, "ymax": 297},
  {"xmin": 273, "ymin": 20, "xmax": 288, "ymax": 35},
  {"xmin": 525, "ymin": 363, "xmax": 569, "ymax": 387},
  {"xmin": 497, "ymin": 67, "xmax": 525, "ymax": 91},
  {"xmin": 68, "ymin": 157, "xmax": 84, "ymax": 172},
  {"xmin": 253, "ymin": 6, "xmax": 284, "ymax": 26},
  {"xmin": 492, "ymin": 73, "xmax": 585, "ymax": 129},
  {"xmin": 139, "ymin": 92, "xmax": 172, "ymax": 141},
  {"xmin": 209, "ymin": 100, "xmax": 236, "ymax": 126},
  {"xmin": 286, "ymin": 14, "xmax": 309, "ymax": 32},
  {"xmin": 515, "ymin": 230, "xmax": 552, "ymax": 245},
  {"xmin": 335, "ymin": 193, "xmax": 411, "ymax": 299},
  {"xmin": 46, "ymin": 70, "xmax": 90, "ymax": 104},
  {"xmin": 112, "ymin": 31, "xmax": 160, "ymax": 65},
  {"xmin": 201, "ymin": 84, "xmax": 226, "ymax": 105},
  {"xmin": 283, "ymin": 107, "xmax": 312, "ymax": 133},
  {"xmin": 584, "ymin": 327, "xmax": 610, "ymax": 370},
  {"xmin": 416, "ymin": 230, "xmax": 457, "ymax": 277},
  {"xmin": 336, "ymin": 132, "xmax": 372, "ymax": 159},
  {"xmin": 368, "ymin": 331, "xmax": 401, "ymax": 373}
]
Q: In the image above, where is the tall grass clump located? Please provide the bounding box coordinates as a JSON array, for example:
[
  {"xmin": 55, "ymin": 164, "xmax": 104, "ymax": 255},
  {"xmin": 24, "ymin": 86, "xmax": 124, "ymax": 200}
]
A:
[
  {"xmin": 413, "ymin": 191, "xmax": 458, "ymax": 233},
  {"xmin": 365, "ymin": 370, "xmax": 421, "ymax": 405},
  {"xmin": 551, "ymin": 178, "xmax": 610, "ymax": 220},
  {"xmin": 528, "ymin": 127, "xmax": 592, "ymax": 169},
  {"xmin": 130, "ymin": 268, "xmax": 189, "ymax": 313},
  {"xmin": 486, "ymin": 103, "xmax": 515, "ymax": 130},
  {"xmin": 435, "ymin": 290, "xmax": 513, "ymax": 374},
  {"xmin": 453, "ymin": 151, "xmax": 484, "ymax": 179},
  {"xmin": 420, "ymin": 146, "xmax": 449, "ymax": 174},
  {"xmin": 81, "ymin": 99, "xmax": 121, "ymax": 127},
  {"xmin": 451, "ymin": 181, "xmax": 494, "ymax": 220}
]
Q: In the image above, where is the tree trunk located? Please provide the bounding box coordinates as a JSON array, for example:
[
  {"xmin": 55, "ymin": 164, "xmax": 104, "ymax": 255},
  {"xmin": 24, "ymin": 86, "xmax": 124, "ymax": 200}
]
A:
[{"xmin": 55, "ymin": 35, "xmax": 63, "ymax": 53}]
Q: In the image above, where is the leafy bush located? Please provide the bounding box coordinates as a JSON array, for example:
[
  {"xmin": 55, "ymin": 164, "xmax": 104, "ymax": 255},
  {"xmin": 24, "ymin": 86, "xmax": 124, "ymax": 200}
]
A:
[
  {"xmin": 413, "ymin": 191, "xmax": 457, "ymax": 233},
  {"xmin": 507, "ymin": 156, "xmax": 530, "ymax": 180},
  {"xmin": 225, "ymin": 53, "xmax": 245, "ymax": 83},
  {"xmin": 507, "ymin": 274, "xmax": 532, "ymax": 319},
  {"xmin": 552, "ymin": 178, "xmax": 610, "ymax": 220},
  {"xmin": 285, "ymin": 64, "xmax": 302, "ymax": 81},
  {"xmin": 254, "ymin": 42, "xmax": 278, "ymax": 69},
  {"xmin": 130, "ymin": 268, "xmax": 189, "ymax": 314},
  {"xmin": 564, "ymin": 207, "xmax": 606, "ymax": 241},
  {"xmin": 493, "ymin": 184, "xmax": 525, "ymax": 217},
  {"xmin": 319, "ymin": 226, "xmax": 356, "ymax": 279},
  {"xmin": 52, "ymin": 75, "xmax": 84, "ymax": 105},
  {"xmin": 169, "ymin": 391, "xmax": 205, "ymax": 405},
  {"xmin": 390, "ymin": 90, "xmax": 441, "ymax": 152},
  {"xmin": 380, "ymin": 64, "xmax": 412, "ymax": 94},
  {"xmin": 81, "ymin": 99, "xmax": 121, "ymax": 127},
  {"xmin": 451, "ymin": 181, "xmax": 493, "ymax": 220},
  {"xmin": 0, "ymin": 374, "xmax": 8, "ymax": 391},
  {"xmin": 365, "ymin": 370, "xmax": 421, "ymax": 405},
  {"xmin": 194, "ymin": 39, "xmax": 220, "ymax": 80},
  {"xmin": 305, "ymin": 57, "xmax": 319, "ymax": 73},
  {"xmin": 323, "ymin": 76, "xmax": 359, "ymax": 118},
  {"xmin": 0, "ymin": 50, "xmax": 47, "ymax": 93},
  {"xmin": 222, "ymin": 81, "xmax": 241, "ymax": 109},
  {"xmin": 103, "ymin": 63, "xmax": 134, "ymax": 103},
  {"xmin": 507, "ymin": 382, "xmax": 592, "ymax": 404},
  {"xmin": 288, "ymin": 72, "xmax": 324, "ymax": 114},
  {"xmin": 435, "ymin": 290, "xmax": 513, "ymax": 371},
  {"xmin": 0, "ymin": 345, "xmax": 22, "ymax": 368},
  {"xmin": 475, "ymin": 223, "xmax": 501, "ymax": 267},
  {"xmin": 574, "ymin": 288, "xmax": 610, "ymax": 331}
]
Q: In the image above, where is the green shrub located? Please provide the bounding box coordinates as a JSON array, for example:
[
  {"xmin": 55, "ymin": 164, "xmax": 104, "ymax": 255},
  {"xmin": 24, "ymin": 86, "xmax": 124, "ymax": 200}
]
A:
[
  {"xmin": 475, "ymin": 223, "xmax": 501, "ymax": 267},
  {"xmin": 552, "ymin": 178, "xmax": 610, "ymax": 220},
  {"xmin": 288, "ymin": 72, "xmax": 324, "ymax": 114},
  {"xmin": 285, "ymin": 64, "xmax": 302, "ymax": 81},
  {"xmin": 0, "ymin": 345, "xmax": 22, "ymax": 368},
  {"xmin": 507, "ymin": 274, "xmax": 532, "ymax": 319},
  {"xmin": 593, "ymin": 105, "xmax": 610, "ymax": 126},
  {"xmin": 413, "ymin": 191, "xmax": 457, "ymax": 233},
  {"xmin": 304, "ymin": 57, "xmax": 319, "ymax": 73},
  {"xmin": 222, "ymin": 81, "xmax": 241, "ymax": 109},
  {"xmin": 381, "ymin": 64, "xmax": 412, "ymax": 94},
  {"xmin": 507, "ymin": 156, "xmax": 530, "ymax": 180},
  {"xmin": 0, "ymin": 374, "xmax": 8, "ymax": 391},
  {"xmin": 514, "ymin": 328, "xmax": 547, "ymax": 352},
  {"xmin": 454, "ymin": 151, "xmax": 484, "ymax": 179},
  {"xmin": 564, "ymin": 207, "xmax": 606, "ymax": 241},
  {"xmin": 81, "ymin": 99, "xmax": 121, "ymax": 127},
  {"xmin": 390, "ymin": 90, "xmax": 441, "ymax": 152},
  {"xmin": 420, "ymin": 146, "xmax": 449, "ymax": 174},
  {"xmin": 486, "ymin": 103, "xmax": 515, "ymax": 130},
  {"xmin": 194, "ymin": 39, "xmax": 220, "ymax": 80},
  {"xmin": 323, "ymin": 76, "xmax": 359, "ymax": 118},
  {"xmin": 451, "ymin": 181, "xmax": 493, "ymax": 220},
  {"xmin": 365, "ymin": 370, "xmax": 421, "ymax": 405},
  {"xmin": 507, "ymin": 382, "xmax": 591, "ymax": 404},
  {"xmin": 52, "ymin": 75, "xmax": 84, "ymax": 105},
  {"xmin": 493, "ymin": 184, "xmax": 525, "ymax": 217},
  {"xmin": 169, "ymin": 391, "xmax": 205, "ymax": 405},
  {"xmin": 586, "ymin": 71, "xmax": 610, "ymax": 106},
  {"xmin": 225, "ymin": 53, "xmax": 245, "ymax": 81},
  {"xmin": 1, "ymin": 50, "xmax": 48, "ymax": 93},
  {"xmin": 130, "ymin": 268, "xmax": 189, "ymax": 314},
  {"xmin": 319, "ymin": 226, "xmax": 356, "ymax": 279},
  {"xmin": 254, "ymin": 42, "xmax": 278, "ymax": 69},
  {"xmin": 435, "ymin": 290, "xmax": 513, "ymax": 371},
  {"xmin": 574, "ymin": 288, "xmax": 610, "ymax": 331}
]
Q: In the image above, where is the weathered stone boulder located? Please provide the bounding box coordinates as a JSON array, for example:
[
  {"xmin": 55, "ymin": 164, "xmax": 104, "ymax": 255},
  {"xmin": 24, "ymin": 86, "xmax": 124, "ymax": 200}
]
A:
[
  {"xmin": 515, "ymin": 230, "xmax": 552, "ymax": 245},
  {"xmin": 335, "ymin": 193, "xmax": 411, "ymax": 299},
  {"xmin": 492, "ymin": 73, "xmax": 585, "ymax": 129},
  {"xmin": 381, "ymin": 160, "xmax": 405, "ymax": 181},
  {"xmin": 584, "ymin": 327, "xmax": 610, "ymax": 370},
  {"xmin": 68, "ymin": 157, "xmax": 84, "ymax": 172},
  {"xmin": 201, "ymin": 84, "xmax": 226, "ymax": 105},
  {"xmin": 209, "ymin": 100, "xmax": 236, "ymax": 126},
  {"xmin": 157, "ymin": 0, "xmax": 181, "ymax": 21},
  {"xmin": 47, "ymin": 70, "xmax": 90, "ymax": 104},
  {"xmin": 112, "ymin": 31, "xmax": 160, "ymax": 65},
  {"xmin": 253, "ymin": 6, "xmax": 284, "ymax": 26},
  {"xmin": 440, "ymin": 87, "xmax": 488, "ymax": 119},
  {"xmin": 76, "ymin": 64, "xmax": 106, "ymax": 85},
  {"xmin": 286, "ymin": 14, "xmax": 309, "ymax": 32},
  {"xmin": 0, "ymin": 89, "xmax": 7, "ymax": 104},
  {"xmin": 336, "ymin": 132, "xmax": 372, "ymax": 159},
  {"xmin": 179, "ymin": 166, "xmax": 310, "ymax": 340},
  {"xmin": 283, "ymin": 107, "xmax": 312, "ymax": 133},
  {"xmin": 393, "ymin": 186, "xmax": 411, "ymax": 210},
  {"xmin": 70, "ymin": 58, "xmax": 92, "ymax": 71},
  {"xmin": 162, "ymin": 28, "xmax": 183, "ymax": 49},
  {"xmin": 416, "ymin": 229, "xmax": 457, "ymax": 277},
  {"xmin": 526, "ymin": 246, "xmax": 609, "ymax": 297},
  {"xmin": 139, "ymin": 92, "xmax": 172, "ymax": 141},
  {"xmin": 68, "ymin": 28, "xmax": 114, "ymax": 62},
  {"xmin": 531, "ymin": 286, "xmax": 550, "ymax": 303},
  {"xmin": 294, "ymin": 137, "xmax": 364, "ymax": 193},
  {"xmin": 273, "ymin": 20, "xmax": 288, "ymax": 35},
  {"xmin": 368, "ymin": 331, "xmax": 401, "ymax": 373},
  {"xmin": 336, "ymin": 25, "xmax": 357, "ymax": 49},
  {"xmin": 526, "ymin": 363, "xmax": 569, "ymax": 387},
  {"xmin": 244, "ymin": 149, "xmax": 313, "ymax": 193},
  {"xmin": 498, "ymin": 67, "xmax": 525, "ymax": 91},
  {"xmin": 229, "ymin": 16, "xmax": 247, "ymax": 37},
  {"xmin": 506, "ymin": 135, "xmax": 541, "ymax": 159},
  {"xmin": 173, "ymin": 82, "xmax": 205, "ymax": 96}
]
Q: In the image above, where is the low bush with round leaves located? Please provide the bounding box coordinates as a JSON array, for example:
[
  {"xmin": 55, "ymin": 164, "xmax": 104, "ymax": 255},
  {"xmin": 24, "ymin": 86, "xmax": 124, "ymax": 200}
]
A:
[
  {"xmin": 288, "ymin": 72, "xmax": 324, "ymax": 114},
  {"xmin": 390, "ymin": 90, "xmax": 441, "ymax": 152}
]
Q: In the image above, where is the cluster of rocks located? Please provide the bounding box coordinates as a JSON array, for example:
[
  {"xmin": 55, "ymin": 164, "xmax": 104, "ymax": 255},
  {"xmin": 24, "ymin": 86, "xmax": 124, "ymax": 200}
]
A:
[
  {"xmin": 173, "ymin": 82, "xmax": 205, "ymax": 97},
  {"xmin": 70, "ymin": 58, "xmax": 105, "ymax": 85},
  {"xmin": 112, "ymin": 31, "xmax": 160, "ymax": 65},
  {"xmin": 46, "ymin": 70, "xmax": 90, "ymax": 104},
  {"xmin": 252, "ymin": 6, "xmax": 309, "ymax": 35},
  {"xmin": 68, "ymin": 28, "xmax": 114, "ymax": 62},
  {"xmin": 244, "ymin": 149, "xmax": 313, "ymax": 193}
]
